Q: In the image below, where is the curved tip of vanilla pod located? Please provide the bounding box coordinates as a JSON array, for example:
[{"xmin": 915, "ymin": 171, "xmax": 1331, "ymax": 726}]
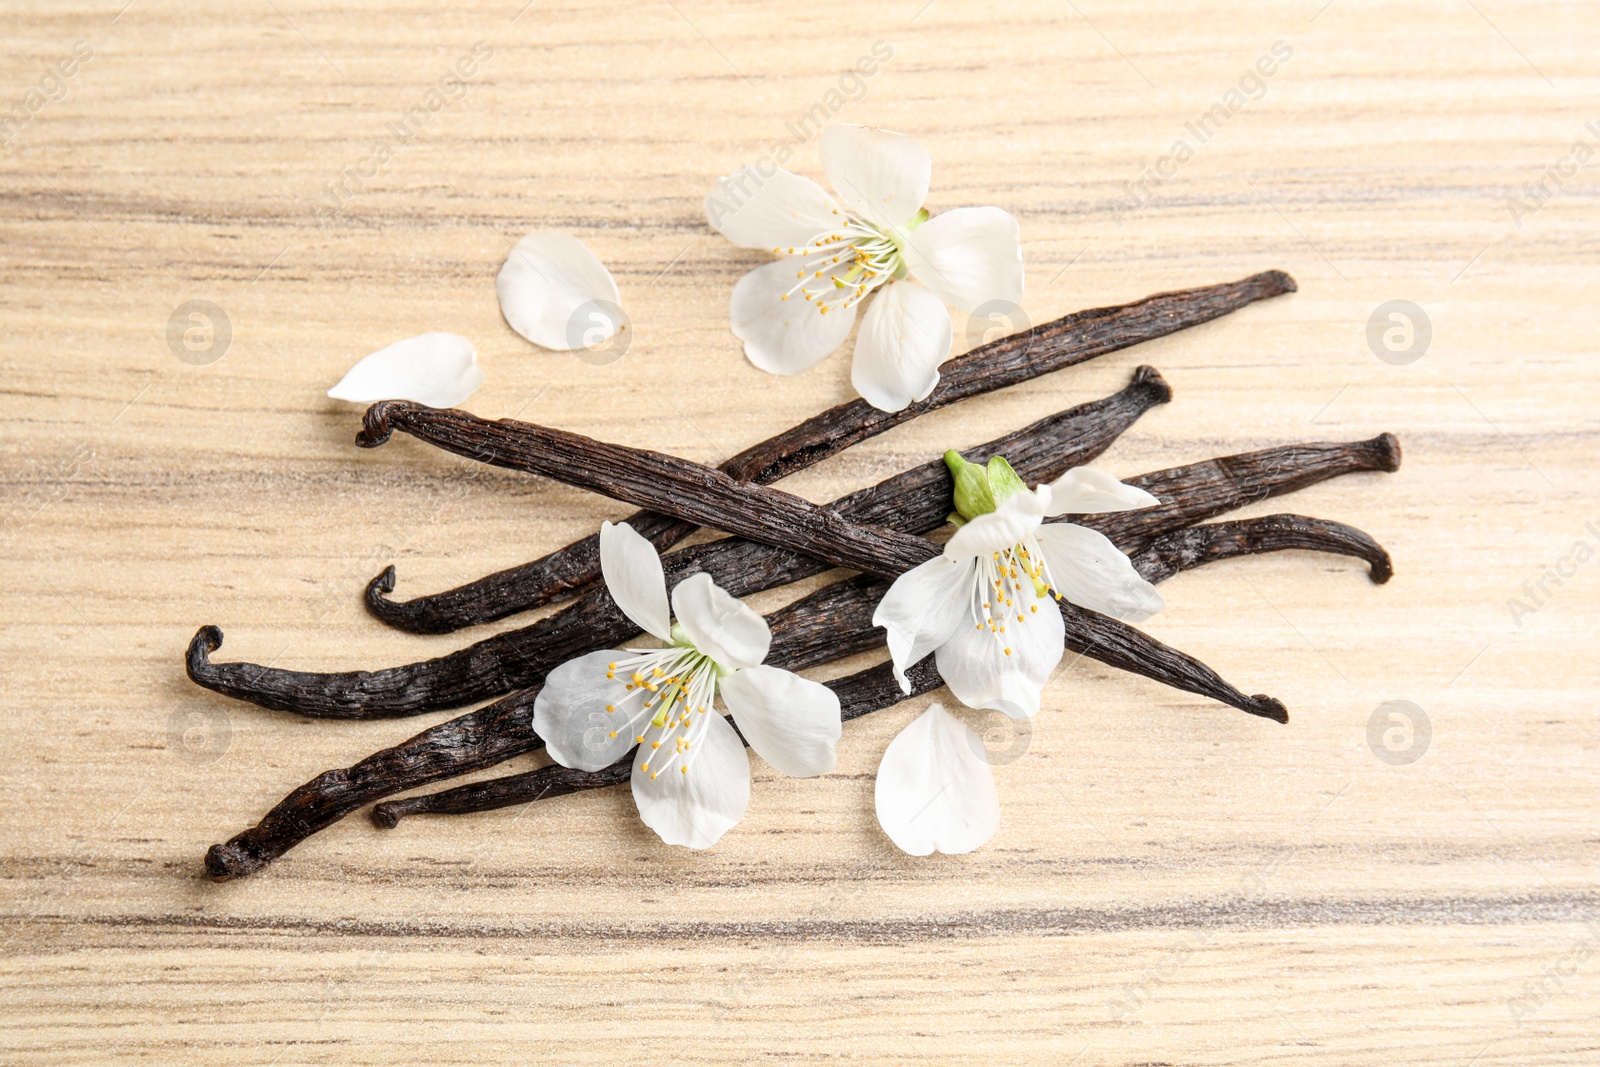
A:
[
  {"xmin": 1370, "ymin": 432, "xmax": 1402, "ymax": 473},
  {"xmin": 1367, "ymin": 551, "xmax": 1395, "ymax": 585},
  {"xmin": 1249, "ymin": 695, "xmax": 1290, "ymax": 724},
  {"xmin": 355, "ymin": 400, "xmax": 419, "ymax": 448},
  {"xmin": 204, "ymin": 841, "xmax": 262, "ymax": 882},
  {"xmin": 1258, "ymin": 269, "xmax": 1297, "ymax": 295},
  {"xmin": 185, "ymin": 625, "xmax": 225, "ymax": 682},
  {"xmin": 363, "ymin": 564, "xmax": 398, "ymax": 612},
  {"xmin": 369, "ymin": 801, "xmax": 404, "ymax": 829},
  {"xmin": 1130, "ymin": 365, "xmax": 1174, "ymax": 405}
]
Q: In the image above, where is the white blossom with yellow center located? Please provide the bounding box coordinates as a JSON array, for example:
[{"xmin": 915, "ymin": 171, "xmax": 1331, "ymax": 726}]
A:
[
  {"xmin": 706, "ymin": 123, "xmax": 1024, "ymax": 413},
  {"xmin": 873, "ymin": 466, "xmax": 1166, "ymax": 721},
  {"xmin": 534, "ymin": 521, "xmax": 842, "ymax": 849}
]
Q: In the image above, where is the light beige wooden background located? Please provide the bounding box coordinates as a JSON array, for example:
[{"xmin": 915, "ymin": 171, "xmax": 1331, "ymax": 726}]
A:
[{"xmin": 2, "ymin": 0, "xmax": 1595, "ymax": 1063}]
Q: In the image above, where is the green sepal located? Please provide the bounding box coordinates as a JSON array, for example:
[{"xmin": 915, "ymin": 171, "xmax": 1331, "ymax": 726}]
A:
[
  {"xmin": 945, "ymin": 450, "xmax": 995, "ymax": 522},
  {"xmin": 985, "ymin": 455, "xmax": 1029, "ymax": 505}
]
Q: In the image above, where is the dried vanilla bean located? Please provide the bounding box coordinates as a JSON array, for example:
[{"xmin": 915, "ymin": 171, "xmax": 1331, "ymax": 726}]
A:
[
  {"xmin": 350, "ymin": 409, "xmax": 1399, "ymax": 721},
  {"xmin": 204, "ymin": 582, "xmax": 957, "ymax": 879},
  {"xmin": 1093, "ymin": 434, "xmax": 1401, "ymax": 554},
  {"xmin": 188, "ymin": 371, "xmax": 1171, "ymax": 717},
  {"xmin": 211, "ymin": 506, "xmax": 1344, "ymax": 878},
  {"xmin": 368, "ymin": 270, "xmax": 1296, "ymax": 633},
  {"xmin": 374, "ymin": 513, "xmax": 1386, "ymax": 827},
  {"xmin": 1128, "ymin": 514, "xmax": 1393, "ymax": 584},
  {"xmin": 352, "ymin": 401, "xmax": 1030, "ymax": 578},
  {"xmin": 186, "ymin": 429, "xmax": 1392, "ymax": 719}
]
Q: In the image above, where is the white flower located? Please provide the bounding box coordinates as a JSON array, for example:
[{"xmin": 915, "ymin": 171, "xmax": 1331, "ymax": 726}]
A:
[
  {"xmin": 874, "ymin": 703, "xmax": 999, "ymax": 856},
  {"xmin": 534, "ymin": 521, "xmax": 842, "ymax": 849},
  {"xmin": 496, "ymin": 231, "xmax": 625, "ymax": 351},
  {"xmin": 873, "ymin": 463, "xmax": 1165, "ymax": 720},
  {"xmin": 327, "ymin": 332, "xmax": 483, "ymax": 407},
  {"xmin": 705, "ymin": 123, "xmax": 1024, "ymax": 413}
]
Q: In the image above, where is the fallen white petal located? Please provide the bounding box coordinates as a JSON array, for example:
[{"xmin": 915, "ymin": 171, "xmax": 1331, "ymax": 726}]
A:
[
  {"xmin": 874, "ymin": 703, "xmax": 999, "ymax": 856},
  {"xmin": 720, "ymin": 665, "xmax": 841, "ymax": 778},
  {"xmin": 495, "ymin": 231, "xmax": 622, "ymax": 351},
  {"xmin": 850, "ymin": 280, "xmax": 951, "ymax": 413},
  {"xmin": 819, "ymin": 123, "xmax": 931, "ymax": 233},
  {"xmin": 599, "ymin": 521, "xmax": 672, "ymax": 642},
  {"xmin": 327, "ymin": 332, "xmax": 482, "ymax": 407},
  {"xmin": 705, "ymin": 165, "xmax": 844, "ymax": 251},
  {"xmin": 632, "ymin": 709, "xmax": 751, "ymax": 849},
  {"xmin": 671, "ymin": 572, "xmax": 770, "ymax": 671},
  {"xmin": 729, "ymin": 258, "xmax": 857, "ymax": 375}
]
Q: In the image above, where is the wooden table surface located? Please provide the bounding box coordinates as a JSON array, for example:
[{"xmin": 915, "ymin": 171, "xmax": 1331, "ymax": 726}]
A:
[{"xmin": 2, "ymin": 1, "xmax": 1596, "ymax": 1063}]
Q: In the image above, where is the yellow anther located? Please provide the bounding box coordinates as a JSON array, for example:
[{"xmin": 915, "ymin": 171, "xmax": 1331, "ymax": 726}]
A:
[
  {"xmin": 634, "ymin": 735, "xmax": 644, "ymax": 743},
  {"xmin": 608, "ymin": 731, "xmax": 618, "ymax": 738},
  {"xmin": 681, "ymin": 765, "xmax": 689, "ymax": 774},
  {"xmin": 605, "ymin": 704, "xmax": 615, "ymax": 712},
  {"xmin": 651, "ymin": 741, "xmax": 661, "ymax": 749},
  {"xmin": 1004, "ymin": 648, "xmax": 1013, "ymax": 656}
]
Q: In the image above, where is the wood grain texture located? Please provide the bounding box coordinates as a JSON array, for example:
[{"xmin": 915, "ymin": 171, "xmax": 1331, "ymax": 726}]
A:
[{"xmin": 1, "ymin": 1, "xmax": 1596, "ymax": 1064}]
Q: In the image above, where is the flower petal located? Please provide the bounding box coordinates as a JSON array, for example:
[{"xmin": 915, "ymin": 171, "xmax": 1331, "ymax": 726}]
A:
[
  {"xmin": 850, "ymin": 280, "xmax": 951, "ymax": 413},
  {"xmin": 705, "ymin": 165, "xmax": 843, "ymax": 251},
  {"xmin": 943, "ymin": 488, "xmax": 1046, "ymax": 561},
  {"xmin": 1042, "ymin": 467, "xmax": 1160, "ymax": 515},
  {"xmin": 598, "ymin": 521, "xmax": 672, "ymax": 642},
  {"xmin": 632, "ymin": 709, "xmax": 751, "ymax": 849},
  {"xmin": 819, "ymin": 123, "xmax": 931, "ymax": 232},
  {"xmin": 934, "ymin": 584, "xmax": 1063, "ymax": 719},
  {"xmin": 874, "ymin": 703, "xmax": 999, "ymax": 856},
  {"xmin": 872, "ymin": 555, "xmax": 972, "ymax": 693},
  {"xmin": 1036, "ymin": 522, "xmax": 1165, "ymax": 622},
  {"xmin": 671, "ymin": 572, "xmax": 770, "ymax": 670},
  {"xmin": 327, "ymin": 333, "xmax": 482, "ymax": 407},
  {"xmin": 720, "ymin": 665, "xmax": 841, "ymax": 778},
  {"xmin": 901, "ymin": 206, "xmax": 1024, "ymax": 314},
  {"xmin": 533, "ymin": 649, "xmax": 638, "ymax": 772},
  {"xmin": 730, "ymin": 258, "xmax": 857, "ymax": 375},
  {"xmin": 495, "ymin": 231, "xmax": 621, "ymax": 351}
]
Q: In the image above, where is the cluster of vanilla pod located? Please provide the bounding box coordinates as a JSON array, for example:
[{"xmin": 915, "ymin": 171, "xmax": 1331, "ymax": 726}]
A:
[{"xmin": 186, "ymin": 270, "xmax": 1400, "ymax": 878}]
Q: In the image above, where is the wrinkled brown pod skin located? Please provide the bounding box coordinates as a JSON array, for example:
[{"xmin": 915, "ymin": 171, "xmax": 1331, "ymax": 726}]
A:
[
  {"xmin": 204, "ymin": 503, "xmax": 1405, "ymax": 881},
  {"xmin": 374, "ymin": 509, "xmax": 1392, "ymax": 827},
  {"xmin": 186, "ymin": 426, "xmax": 1397, "ymax": 719},
  {"xmin": 187, "ymin": 370, "xmax": 1171, "ymax": 717},
  {"xmin": 366, "ymin": 271, "xmax": 1296, "ymax": 634}
]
